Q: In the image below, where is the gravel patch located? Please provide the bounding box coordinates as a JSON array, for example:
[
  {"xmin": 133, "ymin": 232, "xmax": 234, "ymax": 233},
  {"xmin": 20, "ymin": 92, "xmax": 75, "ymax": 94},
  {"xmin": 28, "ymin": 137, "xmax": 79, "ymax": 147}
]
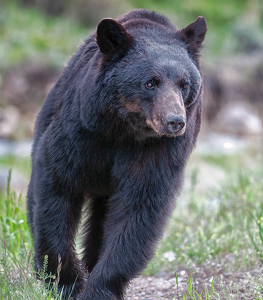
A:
[{"xmin": 125, "ymin": 264, "xmax": 263, "ymax": 299}]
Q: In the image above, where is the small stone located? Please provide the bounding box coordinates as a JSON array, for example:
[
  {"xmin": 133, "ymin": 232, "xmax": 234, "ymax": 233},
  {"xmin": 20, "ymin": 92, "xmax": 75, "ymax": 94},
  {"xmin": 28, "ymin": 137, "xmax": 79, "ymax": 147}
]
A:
[
  {"xmin": 180, "ymin": 270, "xmax": 186, "ymax": 276},
  {"xmin": 155, "ymin": 271, "xmax": 167, "ymax": 278},
  {"xmin": 250, "ymin": 269, "xmax": 261, "ymax": 276}
]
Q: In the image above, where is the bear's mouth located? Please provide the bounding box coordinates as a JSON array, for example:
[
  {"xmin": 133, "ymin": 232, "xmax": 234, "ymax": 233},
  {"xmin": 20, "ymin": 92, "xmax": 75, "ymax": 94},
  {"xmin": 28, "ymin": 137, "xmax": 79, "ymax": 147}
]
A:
[
  {"xmin": 154, "ymin": 126, "xmax": 186, "ymax": 138},
  {"xmin": 142, "ymin": 125, "xmax": 162, "ymax": 137},
  {"xmin": 125, "ymin": 113, "xmax": 161, "ymax": 137}
]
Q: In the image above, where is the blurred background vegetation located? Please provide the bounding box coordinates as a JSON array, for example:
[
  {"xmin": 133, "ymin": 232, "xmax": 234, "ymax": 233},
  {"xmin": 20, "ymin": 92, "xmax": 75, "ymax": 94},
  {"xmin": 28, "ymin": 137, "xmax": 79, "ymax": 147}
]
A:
[
  {"xmin": 1, "ymin": 1, "xmax": 263, "ymax": 298},
  {"xmin": 0, "ymin": 0, "xmax": 263, "ymax": 140}
]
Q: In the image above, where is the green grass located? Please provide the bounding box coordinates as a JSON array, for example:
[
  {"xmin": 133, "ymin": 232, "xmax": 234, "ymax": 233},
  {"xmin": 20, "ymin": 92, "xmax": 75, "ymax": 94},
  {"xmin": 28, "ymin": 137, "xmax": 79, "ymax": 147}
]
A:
[
  {"xmin": 0, "ymin": 171, "xmax": 31, "ymax": 257},
  {"xmin": 178, "ymin": 274, "xmax": 215, "ymax": 300},
  {"xmin": 145, "ymin": 166, "xmax": 263, "ymax": 275},
  {"xmin": 0, "ymin": 2, "xmax": 89, "ymax": 70},
  {"xmin": 0, "ymin": 155, "xmax": 31, "ymax": 179},
  {"xmin": 1, "ymin": 155, "xmax": 263, "ymax": 298},
  {"xmin": 0, "ymin": 245, "xmax": 66, "ymax": 299},
  {"xmin": 0, "ymin": 172, "xmax": 68, "ymax": 300}
]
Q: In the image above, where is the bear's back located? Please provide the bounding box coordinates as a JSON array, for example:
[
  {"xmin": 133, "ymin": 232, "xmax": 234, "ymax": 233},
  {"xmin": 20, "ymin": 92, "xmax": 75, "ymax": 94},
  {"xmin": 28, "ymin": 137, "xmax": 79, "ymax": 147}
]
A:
[{"xmin": 117, "ymin": 9, "xmax": 176, "ymax": 28}]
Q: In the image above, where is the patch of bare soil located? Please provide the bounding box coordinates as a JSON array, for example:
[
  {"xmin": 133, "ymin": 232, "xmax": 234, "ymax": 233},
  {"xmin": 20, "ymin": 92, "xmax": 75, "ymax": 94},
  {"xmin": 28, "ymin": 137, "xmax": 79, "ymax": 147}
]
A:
[{"xmin": 125, "ymin": 260, "xmax": 263, "ymax": 299}]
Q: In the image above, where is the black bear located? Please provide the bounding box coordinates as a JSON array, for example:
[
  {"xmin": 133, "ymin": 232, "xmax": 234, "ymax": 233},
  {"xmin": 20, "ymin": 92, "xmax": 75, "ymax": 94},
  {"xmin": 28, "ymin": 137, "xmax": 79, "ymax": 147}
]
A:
[{"xmin": 27, "ymin": 9, "xmax": 207, "ymax": 300}]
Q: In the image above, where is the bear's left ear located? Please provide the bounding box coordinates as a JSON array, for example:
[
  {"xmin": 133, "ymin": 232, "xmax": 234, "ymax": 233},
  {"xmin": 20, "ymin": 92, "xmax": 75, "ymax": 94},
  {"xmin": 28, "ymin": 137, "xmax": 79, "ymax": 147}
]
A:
[
  {"xmin": 178, "ymin": 17, "xmax": 207, "ymax": 50},
  {"xmin": 96, "ymin": 18, "xmax": 132, "ymax": 55}
]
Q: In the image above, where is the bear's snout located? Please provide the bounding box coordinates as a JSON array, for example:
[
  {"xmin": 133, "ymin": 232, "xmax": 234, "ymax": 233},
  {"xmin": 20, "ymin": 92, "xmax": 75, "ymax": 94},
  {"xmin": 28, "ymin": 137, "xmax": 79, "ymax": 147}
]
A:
[{"xmin": 162, "ymin": 114, "xmax": 186, "ymax": 136}]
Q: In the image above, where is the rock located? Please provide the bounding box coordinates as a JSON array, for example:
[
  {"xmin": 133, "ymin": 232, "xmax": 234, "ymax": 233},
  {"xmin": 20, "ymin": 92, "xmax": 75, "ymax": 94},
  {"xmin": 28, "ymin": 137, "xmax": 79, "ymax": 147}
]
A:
[
  {"xmin": 202, "ymin": 51, "xmax": 263, "ymax": 128},
  {"xmin": 0, "ymin": 106, "xmax": 20, "ymax": 138},
  {"xmin": 155, "ymin": 271, "xmax": 167, "ymax": 278},
  {"xmin": 0, "ymin": 139, "xmax": 32, "ymax": 157},
  {"xmin": 2, "ymin": 62, "xmax": 59, "ymax": 114},
  {"xmin": 197, "ymin": 132, "xmax": 247, "ymax": 155},
  {"xmin": 162, "ymin": 251, "xmax": 176, "ymax": 262},
  {"xmin": 214, "ymin": 102, "xmax": 262, "ymax": 136}
]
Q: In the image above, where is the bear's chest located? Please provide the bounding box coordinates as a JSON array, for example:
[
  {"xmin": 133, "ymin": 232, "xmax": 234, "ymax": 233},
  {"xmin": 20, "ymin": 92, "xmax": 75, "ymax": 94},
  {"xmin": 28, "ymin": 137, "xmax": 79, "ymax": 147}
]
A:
[{"xmin": 84, "ymin": 144, "xmax": 115, "ymax": 198}]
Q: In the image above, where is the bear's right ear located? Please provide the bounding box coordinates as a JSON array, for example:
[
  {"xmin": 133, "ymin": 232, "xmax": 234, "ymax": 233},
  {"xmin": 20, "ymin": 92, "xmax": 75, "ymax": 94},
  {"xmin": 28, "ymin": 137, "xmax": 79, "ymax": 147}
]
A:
[
  {"xmin": 178, "ymin": 17, "xmax": 207, "ymax": 50},
  {"xmin": 96, "ymin": 19, "xmax": 131, "ymax": 55}
]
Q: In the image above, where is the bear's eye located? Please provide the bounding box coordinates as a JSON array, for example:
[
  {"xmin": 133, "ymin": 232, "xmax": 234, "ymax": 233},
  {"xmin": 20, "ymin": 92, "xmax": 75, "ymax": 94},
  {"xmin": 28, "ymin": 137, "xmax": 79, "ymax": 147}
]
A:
[
  {"xmin": 180, "ymin": 80, "xmax": 189, "ymax": 92},
  {"xmin": 145, "ymin": 80, "xmax": 155, "ymax": 89}
]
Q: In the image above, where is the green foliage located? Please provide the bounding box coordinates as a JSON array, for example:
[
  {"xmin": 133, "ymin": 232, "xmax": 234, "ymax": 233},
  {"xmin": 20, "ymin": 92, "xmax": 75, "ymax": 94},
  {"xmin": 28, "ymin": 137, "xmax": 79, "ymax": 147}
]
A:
[
  {"xmin": 0, "ymin": 0, "xmax": 262, "ymax": 73},
  {"xmin": 0, "ymin": 2, "xmax": 88, "ymax": 70},
  {"xmin": 129, "ymin": 0, "xmax": 258, "ymax": 28},
  {"xmin": 247, "ymin": 204, "xmax": 263, "ymax": 262},
  {"xmin": 0, "ymin": 170, "xmax": 31, "ymax": 257},
  {"xmin": 1, "ymin": 0, "xmax": 262, "ymax": 71},
  {"xmin": 129, "ymin": 0, "xmax": 263, "ymax": 54}
]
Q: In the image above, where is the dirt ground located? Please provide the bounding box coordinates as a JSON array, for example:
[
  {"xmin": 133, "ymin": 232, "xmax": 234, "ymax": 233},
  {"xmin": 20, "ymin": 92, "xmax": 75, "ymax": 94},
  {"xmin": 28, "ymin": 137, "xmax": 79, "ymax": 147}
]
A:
[{"xmin": 125, "ymin": 258, "xmax": 263, "ymax": 300}]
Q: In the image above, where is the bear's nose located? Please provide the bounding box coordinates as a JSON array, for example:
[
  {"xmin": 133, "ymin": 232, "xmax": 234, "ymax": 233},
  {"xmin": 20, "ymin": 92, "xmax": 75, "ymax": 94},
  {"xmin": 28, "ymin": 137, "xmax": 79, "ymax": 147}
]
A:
[{"xmin": 165, "ymin": 115, "xmax": 185, "ymax": 133}]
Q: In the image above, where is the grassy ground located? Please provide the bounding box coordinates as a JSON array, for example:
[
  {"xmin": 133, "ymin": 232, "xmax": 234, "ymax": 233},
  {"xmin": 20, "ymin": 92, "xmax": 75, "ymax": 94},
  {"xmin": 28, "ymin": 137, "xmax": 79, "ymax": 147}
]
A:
[
  {"xmin": 1, "ymin": 146, "xmax": 263, "ymax": 299},
  {"xmin": 0, "ymin": 155, "xmax": 31, "ymax": 179},
  {"xmin": 145, "ymin": 148, "xmax": 263, "ymax": 275}
]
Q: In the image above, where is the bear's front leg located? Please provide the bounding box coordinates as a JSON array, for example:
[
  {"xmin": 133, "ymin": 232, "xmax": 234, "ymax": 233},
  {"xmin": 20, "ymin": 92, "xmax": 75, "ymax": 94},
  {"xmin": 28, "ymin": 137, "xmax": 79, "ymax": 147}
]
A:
[
  {"xmin": 32, "ymin": 163, "xmax": 86, "ymax": 299},
  {"xmin": 79, "ymin": 155, "xmax": 177, "ymax": 300}
]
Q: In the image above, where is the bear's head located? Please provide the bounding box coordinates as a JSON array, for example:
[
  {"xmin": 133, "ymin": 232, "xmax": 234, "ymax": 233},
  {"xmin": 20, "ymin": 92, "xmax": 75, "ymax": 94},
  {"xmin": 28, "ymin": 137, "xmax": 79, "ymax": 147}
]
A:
[{"xmin": 94, "ymin": 12, "xmax": 207, "ymax": 139}]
